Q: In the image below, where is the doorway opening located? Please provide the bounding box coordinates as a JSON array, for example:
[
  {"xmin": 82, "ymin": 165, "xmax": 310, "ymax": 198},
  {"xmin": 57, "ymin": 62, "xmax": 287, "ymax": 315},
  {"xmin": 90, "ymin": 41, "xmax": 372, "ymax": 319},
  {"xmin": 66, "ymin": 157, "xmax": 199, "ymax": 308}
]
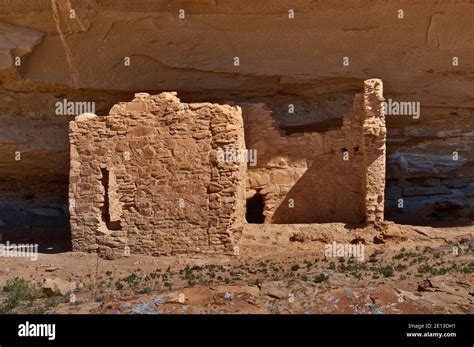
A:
[{"xmin": 246, "ymin": 192, "xmax": 265, "ymax": 224}]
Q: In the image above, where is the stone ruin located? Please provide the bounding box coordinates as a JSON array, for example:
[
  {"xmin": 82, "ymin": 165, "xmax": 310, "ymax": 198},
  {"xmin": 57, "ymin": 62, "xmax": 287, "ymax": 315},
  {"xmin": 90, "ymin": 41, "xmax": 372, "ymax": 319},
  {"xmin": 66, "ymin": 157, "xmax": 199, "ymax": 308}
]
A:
[{"xmin": 69, "ymin": 79, "xmax": 386, "ymax": 258}]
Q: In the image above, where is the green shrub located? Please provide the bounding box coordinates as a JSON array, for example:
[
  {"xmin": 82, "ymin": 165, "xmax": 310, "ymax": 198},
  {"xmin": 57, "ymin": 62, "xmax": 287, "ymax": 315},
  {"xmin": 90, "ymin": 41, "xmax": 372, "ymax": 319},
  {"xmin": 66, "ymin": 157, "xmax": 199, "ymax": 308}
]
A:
[
  {"xmin": 314, "ymin": 273, "xmax": 329, "ymax": 283},
  {"xmin": 3, "ymin": 277, "xmax": 35, "ymax": 312}
]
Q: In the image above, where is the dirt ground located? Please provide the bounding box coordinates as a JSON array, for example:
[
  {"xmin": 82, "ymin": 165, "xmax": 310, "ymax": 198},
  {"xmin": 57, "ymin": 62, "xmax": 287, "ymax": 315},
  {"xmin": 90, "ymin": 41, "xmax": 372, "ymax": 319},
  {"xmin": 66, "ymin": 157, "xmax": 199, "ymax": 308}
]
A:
[{"xmin": 0, "ymin": 222, "xmax": 472, "ymax": 314}]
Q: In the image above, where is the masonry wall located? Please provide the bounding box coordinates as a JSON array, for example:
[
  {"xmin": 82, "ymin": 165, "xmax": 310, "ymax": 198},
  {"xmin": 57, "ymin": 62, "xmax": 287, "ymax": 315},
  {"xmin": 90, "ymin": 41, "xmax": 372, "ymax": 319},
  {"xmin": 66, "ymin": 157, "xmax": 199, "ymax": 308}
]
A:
[
  {"xmin": 243, "ymin": 79, "xmax": 386, "ymax": 224},
  {"xmin": 363, "ymin": 79, "xmax": 387, "ymax": 223},
  {"xmin": 69, "ymin": 92, "xmax": 246, "ymax": 258},
  {"xmin": 69, "ymin": 80, "xmax": 386, "ymax": 258}
]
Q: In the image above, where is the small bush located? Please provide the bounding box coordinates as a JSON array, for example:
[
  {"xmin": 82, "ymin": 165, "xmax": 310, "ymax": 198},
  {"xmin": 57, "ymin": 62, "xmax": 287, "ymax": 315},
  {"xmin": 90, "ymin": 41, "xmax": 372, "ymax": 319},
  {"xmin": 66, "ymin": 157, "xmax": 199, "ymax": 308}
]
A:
[
  {"xmin": 371, "ymin": 265, "xmax": 394, "ymax": 278},
  {"xmin": 3, "ymin": 277, "xmax": 36, "ymax": 312},
  {"xmin": 394, "ymin": 264, "xmax": 407, "ymax": 272},
  {"xmin": 122, "ymin": 273, "xmax": 141, "ymax": 287},
  {"xmin": 290, "ymin": 264, "xmax": 300, "ymax": 272},
  {"xmin": 314, "ymin": 273, "xmax": 329, "ymax": 283}
]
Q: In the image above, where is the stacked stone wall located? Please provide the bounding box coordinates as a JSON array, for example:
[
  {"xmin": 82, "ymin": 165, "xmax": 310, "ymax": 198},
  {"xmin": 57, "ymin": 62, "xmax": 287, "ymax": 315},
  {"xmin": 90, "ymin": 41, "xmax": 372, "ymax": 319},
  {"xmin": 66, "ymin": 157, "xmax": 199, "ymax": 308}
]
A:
[{"xmin": 69, "ymin": 92, "xmax": 246, "ymax": 258}]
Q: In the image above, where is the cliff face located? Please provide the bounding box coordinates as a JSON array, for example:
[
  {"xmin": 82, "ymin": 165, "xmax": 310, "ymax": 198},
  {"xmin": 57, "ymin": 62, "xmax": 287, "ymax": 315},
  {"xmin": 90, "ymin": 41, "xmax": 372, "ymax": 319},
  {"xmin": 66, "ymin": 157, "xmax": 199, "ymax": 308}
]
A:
[{"xmin": 0, "ymin": 0, "xmax": 473, "ymax": 230}]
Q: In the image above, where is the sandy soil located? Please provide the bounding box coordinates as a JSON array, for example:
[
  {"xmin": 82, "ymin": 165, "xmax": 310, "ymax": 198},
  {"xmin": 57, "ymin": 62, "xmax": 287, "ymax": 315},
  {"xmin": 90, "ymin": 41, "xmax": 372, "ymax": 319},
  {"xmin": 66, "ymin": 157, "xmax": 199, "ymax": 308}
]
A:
[{"xmin": 0, "ymin": 222, "xmax": 472, "ymax": 314}]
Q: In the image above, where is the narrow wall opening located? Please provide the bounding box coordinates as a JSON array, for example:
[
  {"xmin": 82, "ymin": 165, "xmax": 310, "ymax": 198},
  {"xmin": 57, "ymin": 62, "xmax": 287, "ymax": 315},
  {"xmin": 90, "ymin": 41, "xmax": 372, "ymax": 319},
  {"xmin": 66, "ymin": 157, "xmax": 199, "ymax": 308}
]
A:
[
  {"xmin": 246, "ymin": 192, "xmax": 265, "ymax": 223},
  {"xmin": 100, "ymin": 168, "xmax": 121, "ymax": 231}
]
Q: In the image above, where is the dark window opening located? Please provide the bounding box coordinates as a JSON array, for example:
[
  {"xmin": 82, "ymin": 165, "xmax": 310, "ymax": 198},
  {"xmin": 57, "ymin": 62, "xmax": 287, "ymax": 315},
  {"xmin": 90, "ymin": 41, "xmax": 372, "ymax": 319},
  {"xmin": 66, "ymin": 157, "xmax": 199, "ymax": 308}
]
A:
[
  {"xmin": 246, "ymin": 192, "xmax": 265, "ymax": 224},
  {"xmin": 100, "ymin": 168, "xmax": 121, "ymax": 230}
]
